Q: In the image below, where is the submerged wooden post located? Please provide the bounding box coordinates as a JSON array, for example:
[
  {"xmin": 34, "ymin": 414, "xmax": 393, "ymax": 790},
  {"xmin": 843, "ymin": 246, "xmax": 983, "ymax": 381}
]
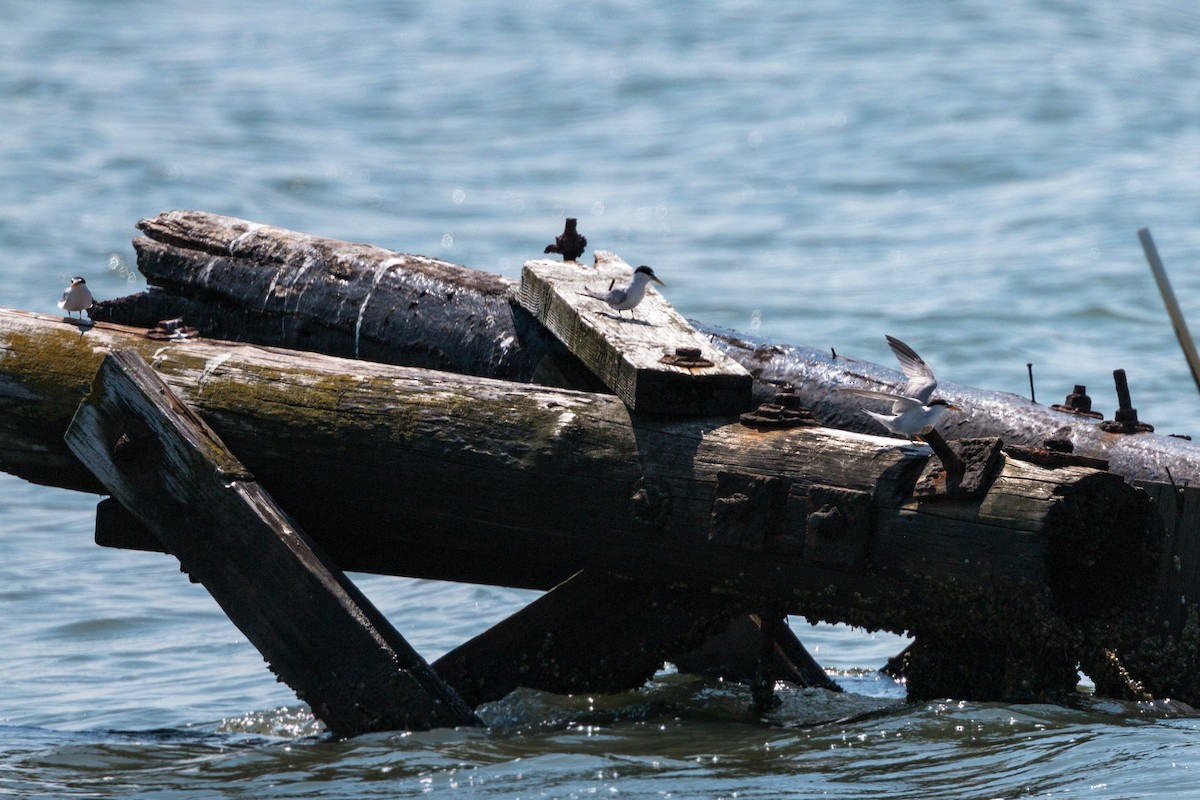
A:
[
  {"xmin": 433, "ymin": 570, "xmax": 749, "ymax": 708},
  {"xmin": 64, "ymin": 350, "xmax": 478, "ymax": 736}
]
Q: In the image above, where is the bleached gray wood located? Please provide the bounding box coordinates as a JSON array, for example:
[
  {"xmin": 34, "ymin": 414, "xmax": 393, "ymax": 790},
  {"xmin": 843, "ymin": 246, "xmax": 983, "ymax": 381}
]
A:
[{"xmin": 517, "ymin": 252, "xmax": 752, "ymax": 415}]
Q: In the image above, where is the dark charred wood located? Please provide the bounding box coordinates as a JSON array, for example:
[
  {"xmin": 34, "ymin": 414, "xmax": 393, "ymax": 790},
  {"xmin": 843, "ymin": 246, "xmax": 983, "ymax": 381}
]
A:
[
  {"xmin": 433, "ymin": 571, "xmax": 747, "ymax": 708},
  {"xmin": 65, "ymin": 351, "xmax": 478, "ymax": 736},
  {"xmin": 673, "ymin": 614, "xmax": 841, "ymax": 692}
]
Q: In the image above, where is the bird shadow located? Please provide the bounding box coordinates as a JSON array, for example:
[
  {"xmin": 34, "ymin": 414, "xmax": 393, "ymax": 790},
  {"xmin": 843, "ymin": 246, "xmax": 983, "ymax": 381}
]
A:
[{"xmin": 598, "ymin": 313, "xmax": 654, "ymax": 326}]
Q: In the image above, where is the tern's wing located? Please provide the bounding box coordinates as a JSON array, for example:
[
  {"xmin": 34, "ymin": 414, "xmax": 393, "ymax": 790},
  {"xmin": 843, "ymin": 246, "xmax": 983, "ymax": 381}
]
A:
[
  {"xmin": 838, "ymin": 387, "xmax": 922, "ymax": 412},
  {"xmin": 580, "ymin": 288, "xmax": 612, "ymax": 302},
  {"xmin": 885, "ymin": 335, "xmax": 937, "ymax": 404},
  {"xmin": 57, "ymin": 287, "xmax": 69, "ymax": 309}
]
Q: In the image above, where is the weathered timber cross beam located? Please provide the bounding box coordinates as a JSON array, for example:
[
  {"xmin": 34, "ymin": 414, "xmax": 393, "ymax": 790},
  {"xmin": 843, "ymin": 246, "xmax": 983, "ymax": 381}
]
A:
[
  {"xmin": 0, "ymin": 306, "xmax": 1169, "ymax": 707},
  {"xmin": 64, "ymin": 350, "xmax": 478, "ymax": 737}
]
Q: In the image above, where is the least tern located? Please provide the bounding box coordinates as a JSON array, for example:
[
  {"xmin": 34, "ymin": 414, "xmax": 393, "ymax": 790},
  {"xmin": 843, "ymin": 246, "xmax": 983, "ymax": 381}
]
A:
[
  {"xmin": 580, "ymin": 265, "xmax": 664, "ymax": 318},
  {"xmin": 840, "ymin": 335, "xmax": 959, "ymax": 439},
  {"xmin": 58, "ymin": 276, "xmax": 94, "ymax": 320}
]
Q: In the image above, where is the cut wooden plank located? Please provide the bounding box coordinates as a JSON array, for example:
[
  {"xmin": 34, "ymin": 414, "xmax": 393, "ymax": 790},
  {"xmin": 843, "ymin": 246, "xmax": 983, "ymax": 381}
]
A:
[
  {"xmin": 517, "ymin": 252, "xmax": 753, "ymax": 415},
  {"xmin": 64, "ymin": 350, "xmax": 478, "ymax": 736}
]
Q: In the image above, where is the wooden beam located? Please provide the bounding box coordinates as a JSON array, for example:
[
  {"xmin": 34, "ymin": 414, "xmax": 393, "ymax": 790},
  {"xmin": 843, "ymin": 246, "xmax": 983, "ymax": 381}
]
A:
[
  {"xmin": 64, "ymin": 350, "xmax": 478, "ymax": 736},
  {"xmin": 0, "ymin": 308, "xmax": 1156, "ymax": 607},
  {"xmin": 516, "ymin": 253, "xmax": 753, "ymax": 415},
  {"xmin": 0, "ymin": 307, "xmax": 1173, "ymax": 702},
  {"xmin": 673, "ymin": 614, "xmax": 841, "ymax": 692},
  {"xmin": 433, "ymin": 570, "xmax": 748, "ymax": 708}
]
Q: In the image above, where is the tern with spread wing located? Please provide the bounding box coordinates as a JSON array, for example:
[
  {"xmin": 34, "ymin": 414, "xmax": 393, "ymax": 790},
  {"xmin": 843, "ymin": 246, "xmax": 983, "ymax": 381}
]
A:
[{"xmin": 840, "ymin": 335, "xmax": 959, "ymax": 439}]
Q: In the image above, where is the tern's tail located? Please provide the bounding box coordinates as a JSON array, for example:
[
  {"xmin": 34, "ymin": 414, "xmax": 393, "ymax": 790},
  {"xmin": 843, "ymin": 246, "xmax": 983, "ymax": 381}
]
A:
[
  {"xmin": 861, "ymin": 409, "xmax": 897, "ymax": 430},
  {"xmin": 579, "ymin": 289, "xmax": 607, "ymax": 301}
]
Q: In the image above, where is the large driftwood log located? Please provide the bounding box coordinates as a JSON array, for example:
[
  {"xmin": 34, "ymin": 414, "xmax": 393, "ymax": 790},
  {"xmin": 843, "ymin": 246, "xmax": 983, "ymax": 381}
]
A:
[
  {"xmin": 95, "ymin": 211, "xmax": 1200, "ymax": 484},
  {"xmin": 109, "ymin": 210, "xmax": 559, "ymax": 380},
  {"xmin": 0, "ymin": 307, "xmax": 1165, "ymax": 700}
]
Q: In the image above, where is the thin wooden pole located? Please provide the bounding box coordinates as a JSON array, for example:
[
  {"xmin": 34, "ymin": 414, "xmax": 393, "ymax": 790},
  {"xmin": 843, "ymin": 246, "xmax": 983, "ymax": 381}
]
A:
[{"xmin": 1139, "ymin": 227, "xmax": 1200, "ymax": 396}]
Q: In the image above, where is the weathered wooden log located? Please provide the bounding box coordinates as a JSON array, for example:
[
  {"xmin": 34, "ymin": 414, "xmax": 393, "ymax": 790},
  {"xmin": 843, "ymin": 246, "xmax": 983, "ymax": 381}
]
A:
[
  {"xmin": 71, "ymin": 209, "xmax": 1200, "ymax": 701},
  {"xmin": 0, "ymin": 308, "xmax": 1153, "ymax": 600},
  {"xmin": 0, "ymin": 307, "xmax": 1166, "ymax": 701},
  {"xmin": 109, "ymin": 209, "xmax": 561, "ymax": 380},
  {"xmin": 94, "ymin": 210, "xmax": 1200, "ymax": 485},
  {"xmin": 64, "ymin": 350, "xmax": 478, "ymax": 736}
]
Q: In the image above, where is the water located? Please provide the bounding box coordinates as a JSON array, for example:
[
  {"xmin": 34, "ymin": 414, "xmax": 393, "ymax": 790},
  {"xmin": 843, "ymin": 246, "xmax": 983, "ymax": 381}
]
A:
[{"xmin": 4, "ymin": 0, "xmax": 1200, "ymax": 796}]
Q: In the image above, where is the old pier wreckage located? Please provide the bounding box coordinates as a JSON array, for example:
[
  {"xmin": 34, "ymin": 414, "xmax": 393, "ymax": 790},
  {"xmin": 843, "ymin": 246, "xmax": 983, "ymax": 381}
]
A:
[{"xmin": 2, "ymin": 210, "xmax": 1197, "ymax": 736}]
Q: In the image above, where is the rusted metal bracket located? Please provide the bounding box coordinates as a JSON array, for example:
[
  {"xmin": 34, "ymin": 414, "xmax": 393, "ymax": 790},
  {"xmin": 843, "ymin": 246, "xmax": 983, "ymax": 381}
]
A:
[
  {"xmin": 1004, "ymin": 444, "xmax": 1109, "ymax": 471},
  {"xmin": 913, "ymin": 434, "xmax": 1004, "ymax": 500},
  {"xmin": 709, "ymin": 471, "xmax": 784, "ymax": 550},
  {"xmin": 802, "ymin": 485, "xmax": 872, "ymax": 567},
  {"xmin": 739, "ymin": 384, "xmax": 819, "ymax": 430},
  {"xmin": 144, "ymin": 317, "xmax": 199, "ymax": 340}
]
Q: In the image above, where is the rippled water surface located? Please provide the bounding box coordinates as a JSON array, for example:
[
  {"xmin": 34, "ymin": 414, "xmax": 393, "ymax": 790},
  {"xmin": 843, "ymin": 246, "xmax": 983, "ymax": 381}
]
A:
[{"xmin": 4, "ymin": 1, "xmax": 1200, "ymax": 797}]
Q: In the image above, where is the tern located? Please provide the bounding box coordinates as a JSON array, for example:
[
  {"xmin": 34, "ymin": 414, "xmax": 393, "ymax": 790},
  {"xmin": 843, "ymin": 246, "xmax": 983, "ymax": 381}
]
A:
[
  {"xmin": 58, "ymin": 276, "xmax": 94, "ymax": 320},
  {"xmin": 580, "ymin": 265, "xmax": 664, "ymax": 318},
  {"xmin": 839, "ymin": 335, "xmax": 959, "ymax": 440}
]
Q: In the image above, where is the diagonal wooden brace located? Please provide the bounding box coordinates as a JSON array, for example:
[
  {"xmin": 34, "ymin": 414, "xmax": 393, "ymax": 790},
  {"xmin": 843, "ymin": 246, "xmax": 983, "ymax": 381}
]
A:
[{"xmin": 64, "ymin": 350, "xmax": 477, "ymax": 737}]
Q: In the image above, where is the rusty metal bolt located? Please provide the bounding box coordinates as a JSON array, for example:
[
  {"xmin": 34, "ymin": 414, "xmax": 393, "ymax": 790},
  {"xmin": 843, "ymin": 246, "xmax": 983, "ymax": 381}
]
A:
[
  {"xmin": 1100, "ymin": 369, "xmax": 1154, "ymax": 433},
  {"xmin": 739, "ymin": 384, "xmax": 819, "ymax": 429},
  {"xmin": 1050, "ymin": 384, "xmax": 1102, "ymax": 419},
  {"xmin": 660, "ymin": 346, "xmax": 715, "ymax": 369}
]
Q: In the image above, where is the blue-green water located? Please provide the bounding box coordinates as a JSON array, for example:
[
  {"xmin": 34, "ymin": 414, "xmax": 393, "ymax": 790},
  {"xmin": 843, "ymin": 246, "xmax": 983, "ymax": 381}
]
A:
[{"xmin": 4, "ymin": 1, "xmax": 1200, "ymax": 796}]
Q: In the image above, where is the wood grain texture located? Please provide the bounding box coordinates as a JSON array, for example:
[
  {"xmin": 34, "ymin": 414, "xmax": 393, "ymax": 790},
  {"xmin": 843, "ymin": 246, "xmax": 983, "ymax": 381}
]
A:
[
  {"xmin": 64, "ymin": 351, "xmax": 477, "ymax": 736},
  {"xmin": 517, "ymin": 253, "xmax": 752, "ymax": 415},
  {"xmin": 0, "ymin": 307, "xmax": 1159, "ymax": 624}
]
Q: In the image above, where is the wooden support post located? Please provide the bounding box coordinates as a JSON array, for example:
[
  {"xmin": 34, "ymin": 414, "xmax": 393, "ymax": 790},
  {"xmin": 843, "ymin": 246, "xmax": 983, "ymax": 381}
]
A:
[
  {"xmin": 673, "ymin": 614, "xmax": 841, "ymax": 692},
  {"xmin": 64, "ymin": 350, "xmax": 478, "ymax": 736},
  {"xmin": 433, "ymin": 570, "xmax": 747, "ymax": 708},
  {"xmin": 517, "ymin": 253, "xmax": 753, "ymax": 415}
]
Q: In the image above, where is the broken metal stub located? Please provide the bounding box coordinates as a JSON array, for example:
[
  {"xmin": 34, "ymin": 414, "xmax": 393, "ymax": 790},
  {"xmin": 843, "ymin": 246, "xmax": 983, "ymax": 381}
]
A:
[
  {"xmin": 630, "ymin": 477, "xmax": 671, "ymax": 529},
  {"xmin": 803, "ymin": 485, "xmax": 871, "ymax": 567},
  {"xmin": 543, "ymin": 217, "xmax": 588, "ymax": 262},
  {"xmin": 1100, "ymin": 369, "xmax": 1154, "ymax": 434},
  {"xmin": 144, "ymin": 317, "xmax": 200, "ymax": 341}
]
